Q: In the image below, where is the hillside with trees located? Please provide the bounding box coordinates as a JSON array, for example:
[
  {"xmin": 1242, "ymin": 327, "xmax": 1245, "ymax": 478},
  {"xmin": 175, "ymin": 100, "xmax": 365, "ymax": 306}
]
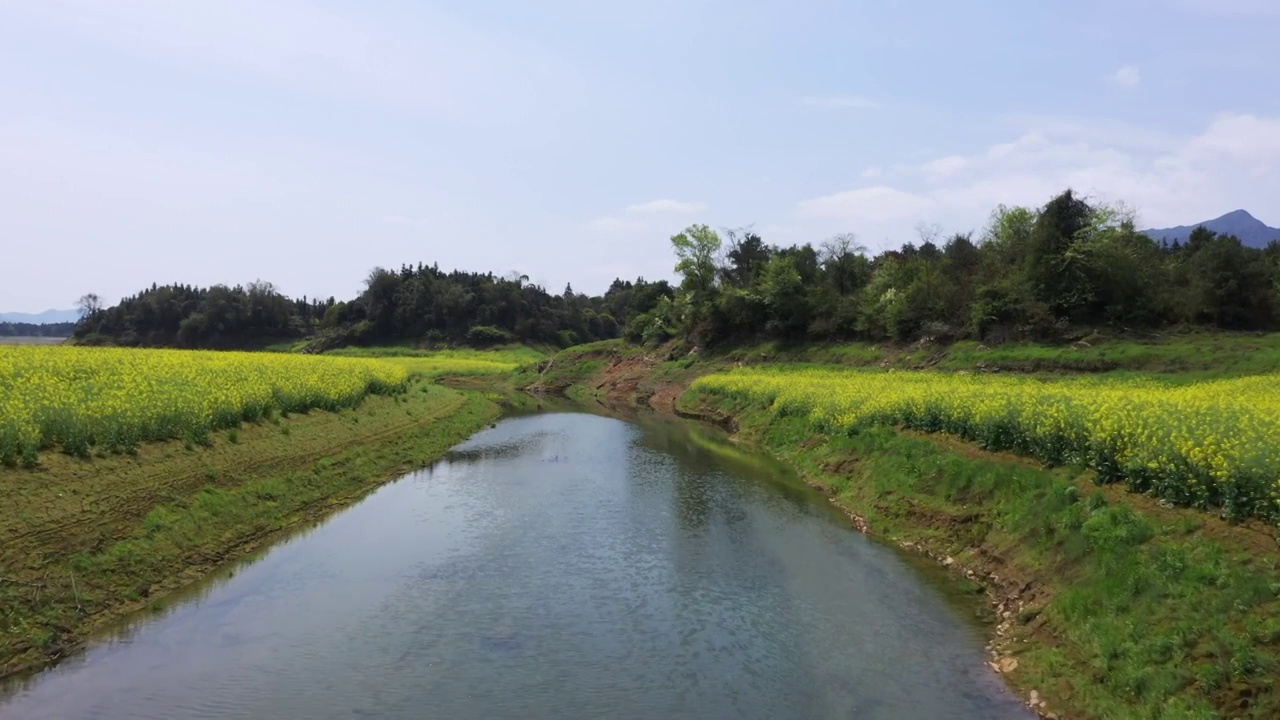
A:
[
  {"xmin": 75, "ymin": 268, "xmax": 674, "ymax": 351},
  {"xmin": 633, "ymin": 190, "xmax": 1280, "ymax": 348},
  {"xmin": 76, "ymin": 190, "xmax": 1280, "ymax": 351}
]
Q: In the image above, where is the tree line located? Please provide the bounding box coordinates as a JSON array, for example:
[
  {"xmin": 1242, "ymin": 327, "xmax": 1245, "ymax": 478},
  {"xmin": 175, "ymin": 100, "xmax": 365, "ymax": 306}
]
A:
[
  {"xmin": 75, "ymin": 268, "xmax": 674, "ymax": 350},
  {"xmin": 75, "ymin": 189, "xmax": 1280, "ymax": 350},
  {"xmin": 0, "ymin": 322, "xmax": 76, "ymax": 338},
  {"xmin": 75, "ymin": 282, "xmax": 331, "ymax": 348},
  {"xmin": 638, "ymin": 189, "xmax": 1280, "ymax": 347}
]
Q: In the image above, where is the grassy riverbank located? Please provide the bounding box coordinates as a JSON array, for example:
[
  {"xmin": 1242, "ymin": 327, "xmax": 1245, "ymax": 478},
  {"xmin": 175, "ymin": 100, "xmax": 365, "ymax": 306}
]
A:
[
  {"xmin": 691, "ymin": 331, "xmax": 1280, "ymax": 378},
  {"xmin": 0, "ymin": 378, "xmax": 502, "ymax": 678},
  {"xmin": 689, "ymin": 395, "xmax": 1280, "ymax": 719},
  {"xmin": 522, "ymin": 336, "xmax": 1280, "ymax": 719}
]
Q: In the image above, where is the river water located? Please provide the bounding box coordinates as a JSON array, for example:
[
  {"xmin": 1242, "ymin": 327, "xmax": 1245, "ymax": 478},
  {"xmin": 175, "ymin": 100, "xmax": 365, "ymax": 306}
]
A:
[{"xmin": 0, "ymin": 411, "xmax": 1031, "ymax": 720}]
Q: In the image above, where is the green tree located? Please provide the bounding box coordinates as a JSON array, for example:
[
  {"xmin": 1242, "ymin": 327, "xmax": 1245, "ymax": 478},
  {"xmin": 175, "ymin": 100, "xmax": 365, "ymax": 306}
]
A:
[
  {"xmin": 671, "ymin": 224, "xmax": 722, "ymax": 295},
  {"xmin": 722, "ymin": 229, "xmax": 772, "ymax": 287},
  {"xmin": 1026, "ymin": 189, "xmax": 1094, "ymax": 318},
  {"xmin": 760, "ymin": 254, "xmax": 809, "ymax": 338},
  {"xmin": 670, "ymin": 224, "xmax": 723, "ymax": 342},
  {"xmin": 1177, "ymin": 228, "xmax": 1276, "ymax": 328},
  {"xmin": 361, "ymin": 267, "xmax": 403, "ymax": 336},
  {"xmin": 321, "ymin": 301, "xmax": 349, "ymax": 329}
]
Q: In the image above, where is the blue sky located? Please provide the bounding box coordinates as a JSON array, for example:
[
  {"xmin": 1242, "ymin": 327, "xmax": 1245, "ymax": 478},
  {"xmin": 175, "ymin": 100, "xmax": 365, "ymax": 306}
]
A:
[{"xmin": 3, "ymin": 0, "xmax": 1279, "ymax": 311}]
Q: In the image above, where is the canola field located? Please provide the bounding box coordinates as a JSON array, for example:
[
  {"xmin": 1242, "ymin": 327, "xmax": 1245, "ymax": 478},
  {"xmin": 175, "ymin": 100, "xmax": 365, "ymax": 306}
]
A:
[
  {"xmin": 376, "ymin": 356, "xmax": 522, "ymax": 378},
  {"xmin": 0, "ymin": 346, "xmax": 409, "ymax": 466},
  {"xmin": 693, "ymin": 368, "xmax": 1280, "ymax": 522},
  {"xmin": 324, "ymin": 346, "xmax": 538, "ymax": 379}
]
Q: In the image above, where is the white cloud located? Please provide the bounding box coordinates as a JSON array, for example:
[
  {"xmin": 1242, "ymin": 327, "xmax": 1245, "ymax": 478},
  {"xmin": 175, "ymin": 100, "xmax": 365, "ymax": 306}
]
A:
[
  {"xmin": 921, "ymin": 155, "xmax": 968, "ymax": 181},
  {"xmin": 588, "ymin": 198, "xmax": 708, "ymax": 235},
  {"xmin": 1001, "ymin": 115, "xmax": 1179, "ymax": 154},
  {"xmin": 791, "ymin": 112, "xmax": 1280, "ymax": 249},
  {"xmin": 797, "ymin": 186, "xmax": 933, "ymax": 223},
  {"xmin": 1184, "ymin": 113, "xmax": 1280, "ymax": 170},
  {"xmin": 1111, "ymin": 65, "xmax": 1141, "ymax": 88},
  {"xmin": 861, "ymin": 166, "xmax": 883, "ymax": 179},
  {"xmin": 625, "ymin": 199, "xmax": 707, "ymax": 215},
  {"xmin": 800, "ymin": 95, "xmax": 883, "ymax": 110},
  {"xmin": 986, "ymin": 132, "xmax": 1050, "ymax": 160}
]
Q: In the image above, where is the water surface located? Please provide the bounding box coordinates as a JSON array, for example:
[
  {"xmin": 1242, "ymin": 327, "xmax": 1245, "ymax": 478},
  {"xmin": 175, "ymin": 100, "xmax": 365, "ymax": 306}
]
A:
[{"xmin": 0, "ymin": 411, "xmax": 1030, "ymax": 719}]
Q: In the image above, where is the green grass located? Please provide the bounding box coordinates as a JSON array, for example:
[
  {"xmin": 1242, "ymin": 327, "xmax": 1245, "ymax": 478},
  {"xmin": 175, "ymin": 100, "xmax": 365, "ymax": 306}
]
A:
[
  {"xmin": 261, "ymin": 340, "xmax": 310, "ymax": 353},
  {"xmin": 511, "ymin": 339, "xmax": 633, "ymax": 390},
  {"xmin": 707, "ymin": 331, "xmax": 1280, "ymax": 379},
  {"xmin": 326, "ymin": 345, "xmax": 546, "ymax": 365},
  {"xmin": 369, "ymin": 357, "xmax": 525, "ymax": 380},
  {"xmin": 323, "ymin": 346, "xmax": 548, "ymax": 383},
  {"xmin": 934, "ymin": 333, "xmax": 1280, "ymax": 377},
  {"xmin": 335, "ymin": 331, "xmax": 1280, "ymax": 384},
  {"xmin": 686, "ymin": 391, "xmax": 1280, "ymax": 720},
  {"xmin": 715, "ymin": 339, "xmax": 886, "ymax": 366}
]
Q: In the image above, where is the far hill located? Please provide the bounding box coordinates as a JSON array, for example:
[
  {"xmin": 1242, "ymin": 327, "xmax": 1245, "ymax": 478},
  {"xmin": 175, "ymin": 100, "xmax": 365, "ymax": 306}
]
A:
[
  {"xmin": 0, "ymin": 309, "xmax": 81, "ymax": 324},
  {"xmin": 1142, "ymin": 209, "xmax": 1280, "ymax": 249}
]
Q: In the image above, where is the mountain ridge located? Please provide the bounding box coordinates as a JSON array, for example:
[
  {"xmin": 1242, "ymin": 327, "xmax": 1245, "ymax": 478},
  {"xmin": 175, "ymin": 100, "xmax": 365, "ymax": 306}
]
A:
[
  {"xmin": 0, "ymin": 309, "xmax": 81, "ymax": 324},
  {"xmin": 1142, "ymin": 209, "xmax": 1280, "ymax": 249}
]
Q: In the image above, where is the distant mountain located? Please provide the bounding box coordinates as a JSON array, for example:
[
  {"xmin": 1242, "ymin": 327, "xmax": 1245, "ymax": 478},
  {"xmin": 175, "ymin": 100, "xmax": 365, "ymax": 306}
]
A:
[
  {"xmin": 1142, "ymin": 210, "xmax": 1280, "ymax": 250},
  {"xmin": 0, "ymin": 309, "xmax": 81, "ymax": 324}
]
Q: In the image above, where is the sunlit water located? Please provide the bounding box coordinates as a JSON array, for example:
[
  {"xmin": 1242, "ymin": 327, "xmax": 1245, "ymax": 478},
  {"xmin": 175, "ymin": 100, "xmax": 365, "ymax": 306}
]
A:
[{"xmin": 0, "ymin": 412, "xmax": 1031, "ymax": 719}]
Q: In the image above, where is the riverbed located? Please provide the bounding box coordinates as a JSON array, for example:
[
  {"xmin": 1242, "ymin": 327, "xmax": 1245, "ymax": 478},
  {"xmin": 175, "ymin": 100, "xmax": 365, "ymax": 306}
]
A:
[{"xmin": 0, "ymin": 411, "xmax": 1031, "ymax": 719}]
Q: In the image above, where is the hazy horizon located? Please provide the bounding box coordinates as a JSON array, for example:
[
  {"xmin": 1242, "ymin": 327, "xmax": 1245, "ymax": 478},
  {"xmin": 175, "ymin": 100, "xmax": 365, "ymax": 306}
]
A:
[{"xmin": 3, "ymin": 0, "xmax": 1280, "ymax": 312}]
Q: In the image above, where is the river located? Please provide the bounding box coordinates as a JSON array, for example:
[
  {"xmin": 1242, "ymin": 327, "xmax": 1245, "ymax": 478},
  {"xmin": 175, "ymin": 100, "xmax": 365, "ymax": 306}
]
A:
[{"xmin": 0, "ymin": 410, "xmax": 1032, "ymax": 720}]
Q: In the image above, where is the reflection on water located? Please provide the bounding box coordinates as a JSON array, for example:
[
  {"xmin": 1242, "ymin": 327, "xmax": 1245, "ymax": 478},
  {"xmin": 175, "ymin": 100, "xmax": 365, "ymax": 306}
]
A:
[{"xmin": 0, "ymin": 411, "xmax": 1031, "ymax": 720}]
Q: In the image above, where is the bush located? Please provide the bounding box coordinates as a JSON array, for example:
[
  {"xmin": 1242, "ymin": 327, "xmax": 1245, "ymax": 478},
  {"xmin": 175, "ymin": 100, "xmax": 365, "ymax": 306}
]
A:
[
  {"xmin": 466, "ymin": 325, "xmax": 514, "ymax": 347},
  {"xmin": 623, "ymin": 312, "xmax": 652, "ymax": 343}
]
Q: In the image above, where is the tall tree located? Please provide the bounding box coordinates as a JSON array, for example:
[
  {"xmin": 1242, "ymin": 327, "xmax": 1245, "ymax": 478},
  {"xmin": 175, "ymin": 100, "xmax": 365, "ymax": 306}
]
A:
[
  {"xmin": 76, "ymin": 293, "xmax": 102, "ymax": 319},
  {"xmin": 671, "ymin": 224, "xmax": 722, "ymax": 296},
  {"xmin": 1026, "ymin": 189, "xmax": 1094, "ymax": 318}
]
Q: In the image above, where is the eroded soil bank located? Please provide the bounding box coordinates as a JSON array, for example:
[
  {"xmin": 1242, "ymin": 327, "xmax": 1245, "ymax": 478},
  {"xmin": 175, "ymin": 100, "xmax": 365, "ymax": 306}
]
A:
[{"xmin": 524, "ymin": 343, "xmax": 1280, "ymax": 720}]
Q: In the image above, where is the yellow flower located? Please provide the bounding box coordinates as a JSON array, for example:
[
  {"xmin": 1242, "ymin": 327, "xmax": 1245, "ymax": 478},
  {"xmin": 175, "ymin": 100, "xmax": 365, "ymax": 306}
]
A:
[{"xmin": 0, "ymin": 345, "xmax": 411, "ymax": 464}]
